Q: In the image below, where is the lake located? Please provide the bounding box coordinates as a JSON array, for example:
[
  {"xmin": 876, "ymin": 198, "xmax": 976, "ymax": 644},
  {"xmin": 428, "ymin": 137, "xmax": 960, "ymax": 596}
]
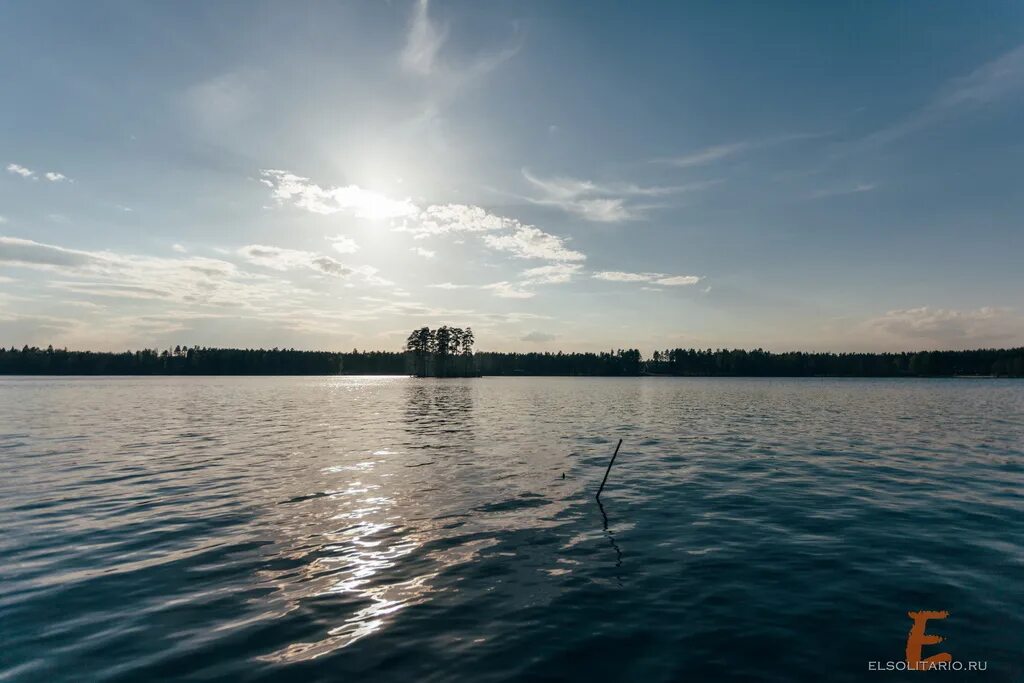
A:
[{"xmin": 1, "ymin": 376, "xmax": 1021, "ymax": 681}]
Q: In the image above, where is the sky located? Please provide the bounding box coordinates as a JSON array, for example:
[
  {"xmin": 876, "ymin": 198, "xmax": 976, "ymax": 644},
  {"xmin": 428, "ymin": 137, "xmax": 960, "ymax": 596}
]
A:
[{"xmin": 1, "ymin": 1, "xmax": 1023, "ymax": 353}]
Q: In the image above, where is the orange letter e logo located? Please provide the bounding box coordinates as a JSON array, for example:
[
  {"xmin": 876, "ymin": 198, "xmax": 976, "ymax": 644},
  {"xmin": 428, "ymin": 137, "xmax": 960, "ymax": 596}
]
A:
[{"xmin": 906, "ymin": 610, "xmax": 952, "ymax": 670}]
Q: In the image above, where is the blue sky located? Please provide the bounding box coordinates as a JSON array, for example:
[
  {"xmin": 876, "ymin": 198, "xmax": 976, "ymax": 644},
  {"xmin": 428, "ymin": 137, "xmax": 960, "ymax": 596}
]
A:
[{"xmin": 1, "ymin": 1, "xmax": 1022, "ymax": 352}]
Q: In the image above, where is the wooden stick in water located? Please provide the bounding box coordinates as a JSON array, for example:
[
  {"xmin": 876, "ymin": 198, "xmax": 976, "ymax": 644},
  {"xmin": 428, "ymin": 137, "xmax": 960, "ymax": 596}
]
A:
[{"xmin": 596, "ymin": 438, "xmax": 623, "ymax": 499}]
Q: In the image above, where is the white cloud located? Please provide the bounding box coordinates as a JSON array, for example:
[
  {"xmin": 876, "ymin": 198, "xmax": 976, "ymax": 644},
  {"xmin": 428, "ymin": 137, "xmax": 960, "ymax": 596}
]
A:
[
  {"xmin": 411, "ymin": 203, "xmax": 519, "ymax": 238},
  {"xmin": 0, "ymin": 216, "xmax": 7, "ymax": 224},
  {"xmin": 401, "ymin": 0, "xmax": 447, "ymax": 75},
  {"xmin": 310, "ymin": 255, "xmax": 354, "ymax": 278},
  {"xmin": 236, "ymin": 243, "xmax": 391, "ymax": 283},
  {"xmin": 655, "ymin": 275, "xmax": 701, "ymax": 286},
  {"xmin": 5, "ymin": 165, "xmax": 71, "ymax": 182},
  {"xmin": 6, "ymin": 164, "xmax": 35, "ymax": 179},
  {"xmin": 261, "ymin": 170, "xmax": 418, "ymax": 220},
  {"xmin": 482, "ymin": 226, "xmax": 585, "ymax": 262},
  {"xmin": 328, "ymin": 235, "xmax": 360, "ymax": 254},
  {"xmin": 865, "ymin": 306, "xmax": 1024, "ymax": 348},
  {"xmin": 429, "ymin": 282, "xmax": 472, "ymax": 289},
  {"xmin": 0, "ymin": 236, "xmax": 572, "ymax": 348},
  {"xmin": 0, "ymin": 236, "xmax": 104, "ymax": 268},
  {"xmin": 593, "ymin": 271, "xmax": 701, "ymax": 286},
  {"xmin": 0, "ymin": 236, "xmax": 305, "ymax": 312},
  {"xmin": 262, "ymin": 168, "xmax": 589, "ymax": 264},
  {"xmin": 172, "ymin": 244, "xmax": 187, "ymax": 253},
  {"xmin": 349, "ymin": 264, "xmax": 392, "ymax": 287},
  {"xmin": 237, "ymin": 244, "xmax": 316, "ymax": 271},
  {"xmin": 521, "ymin": 330, "xmax": 555, "ymax": 342},
  {"xmin": 411, "ymin": 247, "xmax": 436, "ymax": 258},
  {"xmin": 483, "ymin": 281, "xmax": 535, "ymax": 299},
  {"xmin": 592, "ymin": 271, "xmax": 660, "ymax": 282},
  {"xmin": 521, "ymin": 263, "xmax": 583, "ymax": 285},
  {"xmin": 563, "ymin": 197, "xmax": 633, "ymax": 222}
]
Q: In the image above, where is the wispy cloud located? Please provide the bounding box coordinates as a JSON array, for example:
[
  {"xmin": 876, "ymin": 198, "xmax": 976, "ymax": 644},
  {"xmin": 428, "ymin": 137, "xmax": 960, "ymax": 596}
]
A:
[
  {"xmin": 520, "ymin": 263, "xmax": 583, "ymax": 285},
  {"xmin": 862, "ymin": 44, "xmax": 1024, "ymax": 146},
  {"xmin": 657, "ymin": 143, "xmax": 749, "ymax": 169},
  {"xmin": 654, "ymin": 133, "xmax": 825, "ymax": 169},
  {"xmin": 591, "ymin": 271, "xmax": 657, "ymax": 283},
  {"xmin": 656, "ymin": 275, "xmax": 702, "ymax": 286},
  {"xmin": 0, "ymin": 236, "xmax": 104, "ymax": 268},
  {"xmin": 808, "ymin": 183, "xmax": 876, "ymax": 199},
  {"xmin": 44, "ymin": 172, "xmax": 68, "ymax": 182},
  {"xmin": 327, "ymin": 235, "xmax": 360, "ymax": 254},
  {"xmin": 237, "ymin": 243, "xmax": 388, "ymax": 284},
  {"xmin": 0, "ymin": 236, "xmax": 309, "ymax": 312},
  {"xmin": 937, "ymin": 44, "xmax": 1024, "ymax": 107},
  {"xmin": 865, "ymin": 306, "xmax": 1024, "ymax": 348},
  {"xmin": 401, "ymin": 0, "xmax": 448, "ymax": 75},
  {"xmin": 593, "ymin": 271, "xmax": 701, "ymax": 286},
  {"xmin": 400, "ymin": 0, "xmax": 519, "ymax": 84},
  {"xmin": 522, "ymin": 169, "xmax": 708, "ymax": 222},
  {"xmin": 428, "ymin": 282, "xmax": 472, "ymax": 289},
  {"xmin": 237, "ymin": 244, "xmax": 320, "ymax": 271},
  {"xmin": 410, "ymin": 246, "xmax": 436, "ymax": 258},
  {"xmin": 483, "ymin": 281, "xmax": 535, "ymax": 299},
  {"xmin": 0, "ymin": 236, "xmax": 565, "ymax": 349}
]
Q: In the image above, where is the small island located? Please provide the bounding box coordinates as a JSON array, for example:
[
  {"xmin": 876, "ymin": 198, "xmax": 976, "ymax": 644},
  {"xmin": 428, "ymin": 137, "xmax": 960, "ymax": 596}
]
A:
[{"xmin": 404, "ymin": 326, "xmax": 479, "ymax": 377}]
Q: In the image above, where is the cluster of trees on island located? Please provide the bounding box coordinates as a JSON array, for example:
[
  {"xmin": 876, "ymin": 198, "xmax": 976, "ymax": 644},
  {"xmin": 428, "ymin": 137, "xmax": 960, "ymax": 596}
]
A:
[
  {"xmin": 0, "ymin": 342, "xmax": 1021, "ymax": 377},
  {"xmin": 405, "ymin": 326, "xmax": 477, "ymax": 377}
]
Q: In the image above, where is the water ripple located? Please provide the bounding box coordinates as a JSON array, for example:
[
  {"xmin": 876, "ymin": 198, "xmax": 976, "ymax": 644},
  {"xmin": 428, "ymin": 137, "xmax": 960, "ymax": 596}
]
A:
[{"xmin": 0, "ymin": 376, "xmax": 1021, "ymax": 681}]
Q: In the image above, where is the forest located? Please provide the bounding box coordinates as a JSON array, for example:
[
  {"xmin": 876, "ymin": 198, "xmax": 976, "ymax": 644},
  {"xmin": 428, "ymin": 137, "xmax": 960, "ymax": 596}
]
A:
[{"xmin": 0, "ymin": 343, "xmax": 1021, "ymax": 377}]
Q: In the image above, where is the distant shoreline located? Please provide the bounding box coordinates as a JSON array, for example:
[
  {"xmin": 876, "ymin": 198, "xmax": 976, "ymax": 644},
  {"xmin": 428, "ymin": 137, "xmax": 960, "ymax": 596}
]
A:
[
  {"xmin": 0, "ymin": 373, "xmax": 1018, "ymax": 379},
  {"xmin": 2, "ymin": 345, "xmax": 1022, "ymax": 378}
]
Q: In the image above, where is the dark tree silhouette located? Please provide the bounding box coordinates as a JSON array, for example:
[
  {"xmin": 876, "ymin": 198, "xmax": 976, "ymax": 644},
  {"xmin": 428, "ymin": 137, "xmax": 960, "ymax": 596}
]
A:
[
  {"xmin": 0, "ymin": 343, "xmax": 1020, "ymax": 377},
  {"xmin": 405, "ymin": 327, "xmax": 434, "ymax": 376},
  {"xmin": 402, "ymin": 325, "xmax": 478, "ymax": 377}
]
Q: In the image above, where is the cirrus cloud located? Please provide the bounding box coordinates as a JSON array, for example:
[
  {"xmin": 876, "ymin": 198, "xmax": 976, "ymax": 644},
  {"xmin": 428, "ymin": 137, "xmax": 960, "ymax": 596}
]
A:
[{"xmin": 593, "ymin": 271, "xmax": 701, "ymax": 286}]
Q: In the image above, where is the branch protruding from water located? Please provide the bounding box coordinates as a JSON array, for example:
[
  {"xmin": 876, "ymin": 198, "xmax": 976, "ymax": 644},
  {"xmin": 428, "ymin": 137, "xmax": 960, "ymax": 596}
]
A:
[{"xmin": 596, "ymin": 438, "xmax": 623, "ymax": 500}]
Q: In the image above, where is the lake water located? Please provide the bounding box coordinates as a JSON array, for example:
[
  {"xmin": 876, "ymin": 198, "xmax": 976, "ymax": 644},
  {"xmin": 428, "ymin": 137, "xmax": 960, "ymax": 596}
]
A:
[{"xmin": 1, "ymin": 376, "xmax": 1021, "ymax": 681}]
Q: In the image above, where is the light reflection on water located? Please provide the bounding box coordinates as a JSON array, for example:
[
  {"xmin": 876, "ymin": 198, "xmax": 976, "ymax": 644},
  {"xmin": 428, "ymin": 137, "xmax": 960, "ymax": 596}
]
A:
[{"xmin": 1, "ymin": 376, "xmax": 1022, "ymax": 682}]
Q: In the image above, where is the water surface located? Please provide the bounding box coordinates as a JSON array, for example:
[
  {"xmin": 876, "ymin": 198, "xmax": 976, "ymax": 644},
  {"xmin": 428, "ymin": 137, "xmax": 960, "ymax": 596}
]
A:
[{"xmin": 1, "ymin": 376, "xmax": 1021, "ymax": 681}]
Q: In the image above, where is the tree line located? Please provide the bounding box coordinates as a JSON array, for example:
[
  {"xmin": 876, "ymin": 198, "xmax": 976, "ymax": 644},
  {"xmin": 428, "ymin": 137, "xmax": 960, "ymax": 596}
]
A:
[{"xmin": 0, "ymin": 344, "xmax": 1021, "ymax": 376}]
